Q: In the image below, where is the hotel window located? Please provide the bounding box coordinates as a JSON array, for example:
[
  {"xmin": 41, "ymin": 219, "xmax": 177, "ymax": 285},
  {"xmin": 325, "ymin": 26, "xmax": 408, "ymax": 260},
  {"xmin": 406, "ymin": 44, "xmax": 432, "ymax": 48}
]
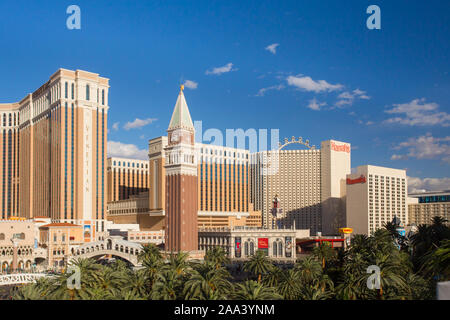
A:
[
  {"xmin": 71, "ymin": 83, "xmax": 74, "ymax": 99},
  {"xmin": 65, "ymin": 82, "xmax": 68, "ymax": 98},
  {"xmin": 86, "ymin": 84, "xmax": 90, "ymax": 100}
]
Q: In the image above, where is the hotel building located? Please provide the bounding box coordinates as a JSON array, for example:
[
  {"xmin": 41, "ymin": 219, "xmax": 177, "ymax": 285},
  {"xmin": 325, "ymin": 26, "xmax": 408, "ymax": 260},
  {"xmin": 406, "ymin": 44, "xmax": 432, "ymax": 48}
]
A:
[
  {"xmin": 346, "ymin": 165, "xmax": 407, "ymax": 236},
  {"xmin": 250, "ymin": 140, "xmax": 351, "ymax": 235},
  {"xmin": 408, "ymin": 191, "xmax": 450, "ymax": 226},
  {"xmin": 0, "ymin": 68, "xmax": 109, "ymax": 241},
  {"xmin": 107, "ymin": 157, "xmax": 150, "ymax": 202}
]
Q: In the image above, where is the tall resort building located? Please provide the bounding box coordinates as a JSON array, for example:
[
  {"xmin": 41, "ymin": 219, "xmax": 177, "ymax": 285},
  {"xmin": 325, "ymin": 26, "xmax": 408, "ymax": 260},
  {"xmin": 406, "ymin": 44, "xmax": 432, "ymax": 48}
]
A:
[
  {"xmin": 250, "ymin": 140, "xmax": 351, "ymax": 235},
  {"xmin": 346, "ymin": 165, "xmax": 407, "ymax": 236},
  {"xmin": 0, "ymin": 69, "xmax": 109, "ymax": 241}
]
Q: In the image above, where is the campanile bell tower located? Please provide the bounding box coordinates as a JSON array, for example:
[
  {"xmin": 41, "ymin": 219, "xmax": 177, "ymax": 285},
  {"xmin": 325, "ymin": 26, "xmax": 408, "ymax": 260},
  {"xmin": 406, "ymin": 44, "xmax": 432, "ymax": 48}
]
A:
[{"xmin": 164, "ymin": 85, "xmax": 198, "ymax": 252}]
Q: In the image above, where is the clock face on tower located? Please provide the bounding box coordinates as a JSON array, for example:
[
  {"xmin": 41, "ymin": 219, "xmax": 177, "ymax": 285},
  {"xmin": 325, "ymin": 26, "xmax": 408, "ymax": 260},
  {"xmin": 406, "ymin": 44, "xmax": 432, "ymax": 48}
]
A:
[{"xmin": 171, "ymin": 130, "xmax": 180, "ymax": 143}]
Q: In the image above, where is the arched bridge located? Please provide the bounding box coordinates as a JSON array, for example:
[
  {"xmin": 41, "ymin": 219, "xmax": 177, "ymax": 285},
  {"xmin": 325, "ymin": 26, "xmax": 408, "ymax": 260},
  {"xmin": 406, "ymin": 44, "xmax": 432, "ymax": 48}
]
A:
[{"xmin": 70, "ymin": 237, "xmax": 143, "ymax": 266}]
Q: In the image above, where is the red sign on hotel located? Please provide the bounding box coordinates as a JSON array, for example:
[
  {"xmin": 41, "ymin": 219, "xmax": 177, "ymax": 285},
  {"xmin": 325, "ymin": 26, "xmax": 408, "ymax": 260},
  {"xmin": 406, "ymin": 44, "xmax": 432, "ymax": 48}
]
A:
[
  {"xmin": 346, "ymin": 175, "xmax": 366, "ymax": 185},
  {"xmin": 331, "ymin": 142, "xmax": 350, "ymax": 153},
  {"xmin": 258, "ymin": 238, "xmax": 269, "ymax": 249}
]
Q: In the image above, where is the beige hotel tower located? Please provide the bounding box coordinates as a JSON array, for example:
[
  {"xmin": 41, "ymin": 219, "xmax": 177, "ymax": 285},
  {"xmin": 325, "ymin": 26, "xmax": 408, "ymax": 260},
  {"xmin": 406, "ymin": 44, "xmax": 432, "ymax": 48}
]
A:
[{"xmin": 0, "ymin": 69, "xmax": 109, "ymax": 241}]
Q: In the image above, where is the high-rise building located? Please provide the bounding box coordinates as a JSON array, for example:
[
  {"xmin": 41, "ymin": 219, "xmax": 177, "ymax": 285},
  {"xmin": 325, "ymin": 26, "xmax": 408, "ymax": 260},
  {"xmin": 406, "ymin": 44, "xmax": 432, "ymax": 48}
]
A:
[
  {"xmin": 408, "ymin": 191, "xmax": 450, "ymax": 226},
  {"xmin": 250, "ymin": 140, "xmax": 351, "ymax": 235},
  {"xmin": 321, "ymin": 140, "xmax": 351, "ymax": 235},
  {"xmin": 107, "ymin": 157, "xmax": 150, "ymax": 202},
  {"xmin": 0, "ymin": 69, "xmax": 109, "ymax": 241},
  {"xmin": 164, "ymin": 85, "xmax": 198, "ymax": 252},
  {"xmin": 346, "ymin": 165, "xmax": 407, "ymax": 236}
]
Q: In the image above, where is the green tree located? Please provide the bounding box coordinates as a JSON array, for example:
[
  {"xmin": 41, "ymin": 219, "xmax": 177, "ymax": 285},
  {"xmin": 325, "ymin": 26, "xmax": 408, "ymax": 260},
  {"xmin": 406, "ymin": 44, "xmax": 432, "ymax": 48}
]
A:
[
  {"xmin": 233, "ymin": 280, "xmax": 282, "ymax": 300},
  {"xmin": 243, "ymin": 250, "xmax": 274, "ymax": 283}
]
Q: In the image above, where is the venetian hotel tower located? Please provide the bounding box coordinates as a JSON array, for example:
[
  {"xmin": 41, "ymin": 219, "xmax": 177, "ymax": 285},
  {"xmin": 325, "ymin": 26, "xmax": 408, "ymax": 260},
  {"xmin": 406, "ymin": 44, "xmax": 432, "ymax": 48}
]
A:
[
  {"xmin": 0, "ymin": 69, "xmax": 109, "ymax": 241},
  {"xmin": 164, "ymin": 85, "xmax": 198, "ymax": 252}
]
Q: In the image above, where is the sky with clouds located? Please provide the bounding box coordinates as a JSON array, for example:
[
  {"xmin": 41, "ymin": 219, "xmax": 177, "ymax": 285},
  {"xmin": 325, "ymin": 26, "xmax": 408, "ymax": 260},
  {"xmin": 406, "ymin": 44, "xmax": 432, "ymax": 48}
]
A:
[{"xmin": 0, "ymin": 0, "xmax": 449, "ymax": 192}]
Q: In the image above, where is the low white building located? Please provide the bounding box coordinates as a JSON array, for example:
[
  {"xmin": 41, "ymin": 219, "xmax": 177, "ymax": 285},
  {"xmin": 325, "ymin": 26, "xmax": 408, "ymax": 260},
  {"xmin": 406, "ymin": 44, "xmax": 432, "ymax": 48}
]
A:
[{"xmin": 198, "ymin": 226, "xmax": 301, "ymax": 262}]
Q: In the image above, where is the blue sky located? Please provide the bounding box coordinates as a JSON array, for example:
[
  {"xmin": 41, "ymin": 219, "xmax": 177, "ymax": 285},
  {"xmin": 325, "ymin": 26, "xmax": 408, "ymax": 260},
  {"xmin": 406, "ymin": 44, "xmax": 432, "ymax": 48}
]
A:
[{"xmin": 0, "ymin": 0, "xmax": 449, "ymax": 191}]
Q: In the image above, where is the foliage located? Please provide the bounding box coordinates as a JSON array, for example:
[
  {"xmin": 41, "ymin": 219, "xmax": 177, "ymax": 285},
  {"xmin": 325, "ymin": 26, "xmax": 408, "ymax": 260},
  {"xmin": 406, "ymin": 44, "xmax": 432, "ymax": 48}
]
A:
[{"xmin": 12, "ymin": 216, "xmax": 449, "ymax": 300}]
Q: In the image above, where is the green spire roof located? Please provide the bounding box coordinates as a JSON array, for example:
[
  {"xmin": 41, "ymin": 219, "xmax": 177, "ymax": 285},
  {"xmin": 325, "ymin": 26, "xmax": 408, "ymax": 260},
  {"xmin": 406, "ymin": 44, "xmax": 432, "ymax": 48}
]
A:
[{"xmin": 168, "ymin": 86, "xmax": 194, "ymax": 131}]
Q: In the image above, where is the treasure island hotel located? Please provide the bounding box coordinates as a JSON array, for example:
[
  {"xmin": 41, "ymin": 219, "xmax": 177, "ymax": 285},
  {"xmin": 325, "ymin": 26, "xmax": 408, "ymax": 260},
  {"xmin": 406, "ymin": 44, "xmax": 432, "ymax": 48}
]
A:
[{"xmin": 0, "ymin": 69, "xmax": 109, "ymax": 241}]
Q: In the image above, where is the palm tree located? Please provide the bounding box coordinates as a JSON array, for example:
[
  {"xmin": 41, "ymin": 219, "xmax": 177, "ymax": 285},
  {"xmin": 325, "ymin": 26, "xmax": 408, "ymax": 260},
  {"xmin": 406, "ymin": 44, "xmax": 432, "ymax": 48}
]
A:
[
  {"xmin": 358, "ymin": 251, "xmax": 408, "ymax": 299},
  {"xmin": 294, "ymin": 256, "xmax": 322, "ymax": 284},
  {"xmin": 138, "ymin": 243, "xmax": 162, "ymax": 263},
  {"xmin": 262, "ymin": 265, "xmax": 281, "ymax": 288},
  {"xmin": 151, "ymin": 269, "xmax": 182, "ymax": 300},
  {"xmin": 243, "ymin": 250, "xmax": 273, "ymax": 283},
  {"xmin": 233, "ymin": 280, "xmax": 282, "ymax": 300},
  {"xmin": 183, "ymin": 262, "xmax": 232, "ymax": 300},
  {"xmin": 277, "ymin": 268, "xmax": 301, "ymax": 300},
  {"xmin": 124, "ymin": 269, "xmax": 150, "ymax": 299},
  {"xmin": 164, "ymin": 251, "xmax": 192, "ymax": 276},
  {"xmin": 313, "ymin": 242, "xmax": 335, "ymax": 269},
  {"xmin": 205, "ymin": 247, "xmax": 230, "ymax": 269}
]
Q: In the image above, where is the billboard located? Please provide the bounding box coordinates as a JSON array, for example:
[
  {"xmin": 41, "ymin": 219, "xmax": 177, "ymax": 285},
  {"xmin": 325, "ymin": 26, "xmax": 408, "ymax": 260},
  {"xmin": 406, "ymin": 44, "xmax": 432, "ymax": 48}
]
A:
[
  {"xmin": 235, "ymin": 237, "xmax": 241, "ymax": 258},
  {"xmin": 285, "ymin": 237, "xmax": 292, "ymax": 258},
  {"xmin": 83, "ymin": 225, "xmax": 91, "ymax": 240},
  {"xmin": 258, "ymin": 238, "xmax": 268, "ymax": 256}
]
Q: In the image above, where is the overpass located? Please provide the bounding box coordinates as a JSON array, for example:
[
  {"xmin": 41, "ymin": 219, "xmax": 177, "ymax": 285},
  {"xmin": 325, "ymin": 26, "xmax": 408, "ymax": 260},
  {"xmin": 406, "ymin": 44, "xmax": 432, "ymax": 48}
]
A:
[{"xmin": 70, "ymin": 237, "xmax": 143, "ymax": 266}]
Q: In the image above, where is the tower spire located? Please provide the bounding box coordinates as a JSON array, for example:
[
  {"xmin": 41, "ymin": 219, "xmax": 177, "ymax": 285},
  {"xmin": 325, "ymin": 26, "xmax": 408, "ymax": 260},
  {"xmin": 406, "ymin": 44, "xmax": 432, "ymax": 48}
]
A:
[{"xmin": 168, "ymin": 86, "xmax": 194, "ymax": 131}]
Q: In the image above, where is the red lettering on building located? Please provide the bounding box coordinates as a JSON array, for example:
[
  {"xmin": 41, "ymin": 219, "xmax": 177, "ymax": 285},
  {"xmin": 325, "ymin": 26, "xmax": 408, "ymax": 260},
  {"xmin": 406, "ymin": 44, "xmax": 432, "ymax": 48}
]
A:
[
  {"xmin": 346, "ymin": 175, "xmax": 366, "ymax": 185},
  {"xmin": 331, "ymin": 142, "xmax": 350, "ymax": 153}
]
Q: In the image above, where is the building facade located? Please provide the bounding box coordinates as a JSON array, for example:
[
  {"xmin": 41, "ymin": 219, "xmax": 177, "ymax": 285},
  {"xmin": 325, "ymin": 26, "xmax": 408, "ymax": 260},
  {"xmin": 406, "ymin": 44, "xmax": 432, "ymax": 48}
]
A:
[
  {"xmin": 0, "ymin": 69, "xmax": 109, "ymax": 241},
  {"xmin": 250, "ymin": 139, "xmax": 350, "ymax": 235},
  {"xmin": 107, "ymin": 157, "xmax": 149, "ymax": 202},
  {"xmin": 346, "ymin": 165, "xmax": 407, "ymax": 236},
  {"xmin": 0, "ymin": 220, "xmax": 35, "ymax": 273},
  {"xmin": 408, "ymin": 191, "xmax": 450, "ymax": 226},
  {"xmin": 198, "ymin": 226, "xmax": 297, "ymax": 262}
]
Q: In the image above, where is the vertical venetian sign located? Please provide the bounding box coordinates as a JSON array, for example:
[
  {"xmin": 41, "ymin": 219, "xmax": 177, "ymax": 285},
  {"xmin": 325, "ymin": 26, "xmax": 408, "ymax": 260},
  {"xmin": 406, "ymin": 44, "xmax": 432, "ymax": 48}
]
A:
[
  {"xmin": 83, "ymin": 108, "xmax": 93, "ymax": 221},
  {"xmin": 235, "ymin": 237, "xmax": 241, "ymax": 258},
  {"xmin": 285, "ymin": 236, "xmax": 292, "ymax": 258}
]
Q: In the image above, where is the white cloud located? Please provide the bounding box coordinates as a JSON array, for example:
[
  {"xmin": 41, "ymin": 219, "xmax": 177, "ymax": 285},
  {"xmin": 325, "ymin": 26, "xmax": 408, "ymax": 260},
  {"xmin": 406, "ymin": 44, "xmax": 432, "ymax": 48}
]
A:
[
  {"xmin": 255, "ymin": 84, "xmax": 284, "ymax": 97},
  {"xmin": 408, "ymin": 177, "xmax": 450, "ymax": 193},
  {"xmin": 384, "ymin": 98, "xmax": 450, "ymax": 127},
  {"xmin": 112, "ymin": 122, "xmax": 119, "ymax": 131},
  {"xmin": 123, "ymin": 118, "xmax": 157, "ymax": 130},
  {"xmin": 391, "ymin": 133, "xmax": 450, "ymax": 163},
  {"xmin": 335, "ymin": 89, "xmax": 370, "ymax": 107},
  {"xmin": 107, "ymin": 141, "xmax": 148, "ymax": 160},
  {"xmin": 265, "ymin": 43, "xmax": 280, "ymax": 54},
  {"xmin": 286, "ymin": 75, "xmax": 343, "ymax": 93},
  {"xmin": 183, "ymin": 80, "xmax": 198, "ymax": 89},
  {"xmin": 205, "ymin": 62, "xmax": 237, "ymax": 75},
  {"xmin": 306, "ymin": 98, "xmax": 327, "ymax": 111},
  {"xmin": 366, "ymin": 121, "xmax": 374, "ymax": 125}
]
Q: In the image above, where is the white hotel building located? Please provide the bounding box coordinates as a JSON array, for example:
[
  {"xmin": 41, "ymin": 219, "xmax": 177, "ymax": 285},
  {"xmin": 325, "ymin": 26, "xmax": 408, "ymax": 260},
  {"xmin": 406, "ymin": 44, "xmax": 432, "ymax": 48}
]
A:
[{"xmin": 346, "ymin": 165, "xmax": 407, "ymax": 236}]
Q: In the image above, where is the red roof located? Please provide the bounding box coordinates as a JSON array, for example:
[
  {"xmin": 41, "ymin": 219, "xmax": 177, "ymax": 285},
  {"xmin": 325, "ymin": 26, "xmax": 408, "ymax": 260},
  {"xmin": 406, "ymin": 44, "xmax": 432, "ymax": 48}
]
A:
[{"xmin": 40, "ymin": 223, "xmax": 81, "ymax": 228}]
